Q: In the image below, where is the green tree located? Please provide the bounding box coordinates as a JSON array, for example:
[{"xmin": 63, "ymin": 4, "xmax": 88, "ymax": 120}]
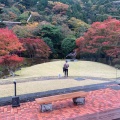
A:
[
  {"xmin": 0, "ymin": 7, "xmax": 3, "ymax": 14},
  {"xmin": 0, "ymin": 7, "xmax": 6, "ymax": 28},
  {"xmin": 17, "ymin": 11, "xmax": 30, "ymax": 22},
  {"xmin": 37, "ymin": 24, "xmax": 63, "ymax": 58},
  {"xmin": 43, "ymin": 37, "xmax": 54, "ymax": 53},
  {"xmin": 20, "ymin": 0, "xmax": 38, "ymax": 9},
  {"xmin": 37, "ymin": 0, "xmax": 48, "ymax": 11},
  {"xmin": 0, "ymin": 0, "xmax": 9, "ymax": 6},
  {"xmin": 61, "ymin": 36, "xmax": 76, "ymax": 57}
]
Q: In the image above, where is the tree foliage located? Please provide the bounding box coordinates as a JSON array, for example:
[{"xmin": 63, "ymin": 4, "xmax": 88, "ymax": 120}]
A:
[
  {"xmin": 52, "ymin": 2, "xmax": 69, "ymax": 14},
  {"xmin": 76, "ymin": 18, "xmax": 120, "ymax": 60},
  {"xmin": 1, "ymin": 0, "xmax": 120, "ymax": 24},
  {"xmin": 12, "ymin": 22, "xmax": 39, "ymax": 38},
  {"xmin": 19, "ymin": 0, "xmax": 38, "ymax": 9},
  {"xmin": 17, "ymin": 11, "xmax": 30, "ymax": 22},
  {"xmin": 61, "ymin": 36, "xmax": 76, "ymax": 57},
  {"xmin": 68, "ymin": 17, "xmax": 90, "ymax": 37},
  {"xmin": 1, "ymin": 6, "xmax": 21, "ymax": 21},
  {"xmin": 0, "ymin": 28, "xmax": 24, "ymax": 75},
  {"xmin": 0, "ymin": 54, "xmax": 24, "ymax": 72},
  {"xmin": 0, "ymin": 7, "xmax": 3, "ymax": 14},
  {"xmin": 0, "ymin": 6, "xmax": 6, "ymax": 28},
  {"xmin": 20, "ymin": 38, "xmax": 51, "ymax": 59},
  {"xmin": 38, "ymin": 24, "xmax": 62, "ymax": 43},
  {"xmin": 0, "ymin": 0, "xmax": 120, "ymax": 62},
  {"xmin": 37, "ymin": 0, "xmax": 48, "ymax": 11},
  {"xmin": 37, "ymin": 24, "xmax": 63, "ymax": 58},
  {"xmin": 42, "ymin": 37, "xmax": 54, "ymax": 53},
  {"xmin": 0, "ymin": 28, "xmax": 24, "ymax": 56}
]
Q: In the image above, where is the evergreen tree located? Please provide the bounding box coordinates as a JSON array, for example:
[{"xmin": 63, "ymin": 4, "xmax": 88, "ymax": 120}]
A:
[
  {"xmin": 37, "ymin": 0, "xmax": 48, "ymax": 11},
  {"xmin": 0, "ymin": 7, "xmax": 6, "ymax": 28},
  {"xmin": 20, "ymin": 0, "xmax": 38, "ymax": 9}
]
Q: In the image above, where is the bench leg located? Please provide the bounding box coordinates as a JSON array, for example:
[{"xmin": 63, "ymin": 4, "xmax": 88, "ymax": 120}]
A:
[
  {"xmin": 73, "ymin": 97, "xmax": 85, "ymax": 105},
  {"xmin": 40, "ymin": 103, "xmax": 52, "ymax": 112}
]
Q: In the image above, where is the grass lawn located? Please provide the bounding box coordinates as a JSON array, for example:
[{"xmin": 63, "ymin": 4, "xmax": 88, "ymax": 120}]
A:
[{"xmin": 14, "ymin": 60, "xmax": 120, "ymax": 79}]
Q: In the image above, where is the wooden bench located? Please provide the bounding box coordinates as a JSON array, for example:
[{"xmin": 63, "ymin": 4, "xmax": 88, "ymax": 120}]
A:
[{"xmin": 35, "ymin": 91, "xmax": 87, "ymax": 112}]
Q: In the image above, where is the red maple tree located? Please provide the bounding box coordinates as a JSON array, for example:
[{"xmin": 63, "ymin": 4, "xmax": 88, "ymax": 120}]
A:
[
  {"xmin": 0, "ymin": 28, "xmax": 24, "ymax": 56},
  {"xmin": 76, "ymin": 18, "xmax": 120, "ymax": 62},
  {"xmin": 0, "ymin": 55, "xmax": 24, "ymax": 74},
  {"xmin": 20, "ymin": 38, "xmax": 51, "ymax": 59},
  {"xmin": 0, "ymin": 28, "xmax": 24, "ymax": 76}
]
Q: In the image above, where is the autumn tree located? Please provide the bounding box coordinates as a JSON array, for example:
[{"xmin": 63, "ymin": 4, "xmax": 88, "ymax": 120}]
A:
[
  {"xmin": 0, "ymin": 28, "xmax": 24, "ymax": 76},
  {"xmin": 52, "ymin": 2, "xmax": 69, "ymax": 15},
  {"xmin": 12, "ymin": 22, "xmax": 39, "ymax": 38},
  {"xmin": 76, "ymin": 18, "xmax": 120, "ymax": 64},
  {"xmin": 60, "ymin": 24, "xmax": 74, "ymax": 38},
  {"xmin": 52, "ymin": 14, "xmax": 68, "ymax": 25},
  {"xmin": 0, "ymin": 28, "xmax": 23, "ymax": 56},
  {"xmin": 1, "ymin": 6, "xmax": 21, "ymax": 21},
  {"xmin": 68, "ymin": 17, "xmax": 90, "ymax": 37},
  {"xmin": 0, "ymin": 55, "xmax": 24, "ymax": 76},
  {"xmin": 20, "ymin": 38, "xmax": 51, "ymax": 59},
  {"xmin": 29, "ymin": 12, "xmax": 41, "ymax": 22}
]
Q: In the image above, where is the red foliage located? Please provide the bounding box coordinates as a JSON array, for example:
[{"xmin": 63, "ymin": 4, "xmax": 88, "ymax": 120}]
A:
[
  {"xmin": 0, "ymin": 28, "xmax": 24, "ymax": 56},
  {"xmin": 76, "ymin": 18, "xmax": 120, "ymax": 57},
  {"xmin": 0, "ymin": 54, "xmax": 24, "ymax": 70},
  {"xmin": 20, "ymin": 38, "xmax": 51, "ymax": 59}
]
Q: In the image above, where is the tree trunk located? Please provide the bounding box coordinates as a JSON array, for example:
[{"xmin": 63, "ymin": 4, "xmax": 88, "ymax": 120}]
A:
[{"xmin": 108, "ymin": 56, "xmax": 112, "ymax": 65}]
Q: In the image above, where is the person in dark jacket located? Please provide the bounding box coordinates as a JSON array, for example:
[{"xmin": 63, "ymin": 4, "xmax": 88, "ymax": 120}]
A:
[{"xmin": 63, "ymin": 60, "xmax": 69, "ymax": 77}]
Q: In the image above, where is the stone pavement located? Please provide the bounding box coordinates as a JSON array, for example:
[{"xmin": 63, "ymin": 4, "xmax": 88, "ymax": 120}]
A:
[{"xmin": 0, "ymin": 87, "xmax": 120, "ymax": 120}]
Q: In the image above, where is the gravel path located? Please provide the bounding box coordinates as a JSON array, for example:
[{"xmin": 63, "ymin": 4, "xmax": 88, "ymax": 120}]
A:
[{"xmin": 0, "ymin": 76, "xmax": 116, "ymax": 85}]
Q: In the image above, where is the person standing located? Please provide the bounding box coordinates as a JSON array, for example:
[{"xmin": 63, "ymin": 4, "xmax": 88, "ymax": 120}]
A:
[{"xmin": 63, "ymin": 60, "xmax": 69, "ymax": 77}]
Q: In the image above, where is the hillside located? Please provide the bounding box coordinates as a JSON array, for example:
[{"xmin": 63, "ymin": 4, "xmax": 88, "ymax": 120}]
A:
[
  {"xmin": 0, "ymin": 0, "xmax": 120, "ymax": 24},
  {"xmin": 0, "ymin": 0, "xmax": 120, "ymax": 44}
]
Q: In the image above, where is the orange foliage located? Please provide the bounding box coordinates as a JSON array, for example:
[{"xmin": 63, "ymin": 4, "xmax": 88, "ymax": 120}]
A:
[{"xmin": 53, "ymin": 2, "xmax": 69, "ymax": 14}]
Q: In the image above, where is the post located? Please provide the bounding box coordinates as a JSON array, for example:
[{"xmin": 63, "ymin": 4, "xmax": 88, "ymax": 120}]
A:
[
  {"xmin": 12, "ymin": 75, "xmax": 20, "ymax": 107},
  {"xmin": 13, "ymin": 80, "xmax": 16, "ymax": 96}
]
